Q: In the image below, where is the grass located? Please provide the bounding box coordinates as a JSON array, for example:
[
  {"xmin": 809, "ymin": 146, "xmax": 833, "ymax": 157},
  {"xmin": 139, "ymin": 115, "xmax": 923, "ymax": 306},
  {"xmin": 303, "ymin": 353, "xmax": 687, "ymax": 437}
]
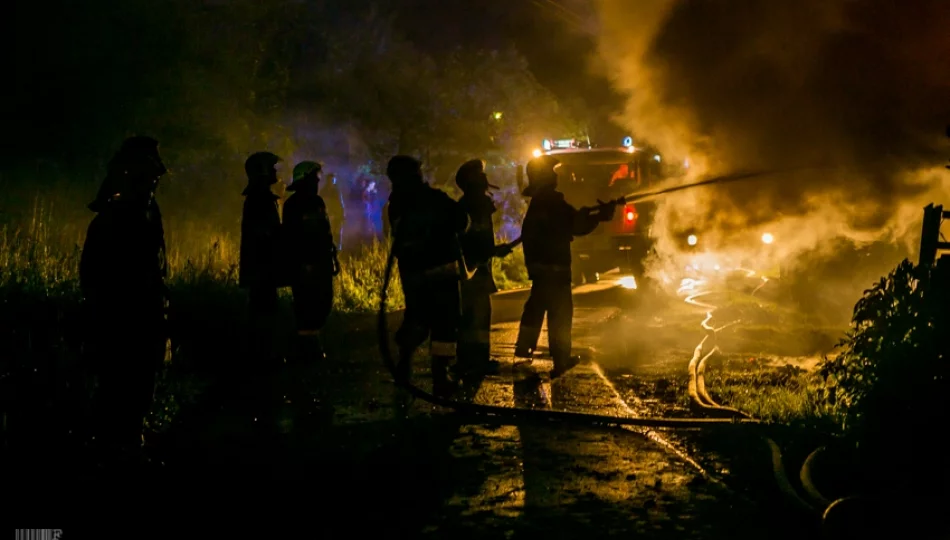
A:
[
  {"xmin": 699, "ymin": 357, "xmax": 835, "ymax": 429},
  {"xmin": 615, "ymin": 354, "xmax": 833, "ymax": 427},
  {"xmin": 700, "ymin": 290, "xmax": 840, "ymax": 428}
]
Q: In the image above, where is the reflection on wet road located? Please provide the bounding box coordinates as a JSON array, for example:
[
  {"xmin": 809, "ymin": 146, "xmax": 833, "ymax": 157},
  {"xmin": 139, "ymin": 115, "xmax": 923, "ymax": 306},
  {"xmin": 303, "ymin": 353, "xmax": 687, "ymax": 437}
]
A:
[{"xmin": 420, "ymin": 275, "xmax": 775, "ymax": 538}]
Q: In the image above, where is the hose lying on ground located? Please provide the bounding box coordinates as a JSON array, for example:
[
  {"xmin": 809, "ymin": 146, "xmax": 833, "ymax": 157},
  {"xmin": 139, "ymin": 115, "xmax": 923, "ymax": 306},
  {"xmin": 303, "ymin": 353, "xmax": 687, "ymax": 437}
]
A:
[
  {"xmin": 800, "ymin": 446, "xmax": 833, "ymax": 510},
  {"xmin": 686, "ymin": 279, "xmax": 887, "ymax": 534}
]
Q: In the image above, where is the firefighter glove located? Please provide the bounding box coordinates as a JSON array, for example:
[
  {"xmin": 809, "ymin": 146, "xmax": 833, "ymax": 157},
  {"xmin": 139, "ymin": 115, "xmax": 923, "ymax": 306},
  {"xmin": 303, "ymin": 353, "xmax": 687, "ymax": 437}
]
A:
[{"xmin": 595, "ymin": 199, "xmax": 617, "ymax": 222}]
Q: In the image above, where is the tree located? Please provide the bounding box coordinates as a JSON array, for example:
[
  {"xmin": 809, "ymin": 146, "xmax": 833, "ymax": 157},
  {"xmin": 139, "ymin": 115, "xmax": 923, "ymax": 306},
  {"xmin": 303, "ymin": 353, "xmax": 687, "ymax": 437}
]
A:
[{"xmin": 308, "ymin": 9, "xmax": 578, "ymax": 178}]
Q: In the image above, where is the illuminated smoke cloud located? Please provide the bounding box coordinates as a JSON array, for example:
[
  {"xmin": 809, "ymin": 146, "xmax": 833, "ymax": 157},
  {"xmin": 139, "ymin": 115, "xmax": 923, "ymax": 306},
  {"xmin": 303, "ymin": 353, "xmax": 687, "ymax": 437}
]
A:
[{"xmin": 593, "ymin": 0, "xmax": 950, "ymax": 259}]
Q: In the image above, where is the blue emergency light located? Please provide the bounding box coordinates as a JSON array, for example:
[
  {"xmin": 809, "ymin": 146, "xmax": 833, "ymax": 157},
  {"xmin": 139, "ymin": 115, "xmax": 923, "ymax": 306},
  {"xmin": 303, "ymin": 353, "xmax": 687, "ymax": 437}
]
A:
[
  {"xmin": 622, "ymin": 136, "xmax": 633, "ymax": 147},
  {"xmin": 542, "ymin": 139, "xmax": 552, "ymax": 151}
]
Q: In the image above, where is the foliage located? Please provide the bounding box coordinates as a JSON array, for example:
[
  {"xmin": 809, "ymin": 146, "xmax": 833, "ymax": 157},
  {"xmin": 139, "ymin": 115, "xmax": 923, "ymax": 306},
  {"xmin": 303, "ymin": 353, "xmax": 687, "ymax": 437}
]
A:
[
  {"xmin": 818, "ymin": 259, "xmax": 949, "ymax": 462},
  {"xmin": 336, "ymin": 239, "xmax": 405, "ymax": 313},
  {"xmin": 300, "ymin": 8, "xmax": 577, "ymax": 175}
]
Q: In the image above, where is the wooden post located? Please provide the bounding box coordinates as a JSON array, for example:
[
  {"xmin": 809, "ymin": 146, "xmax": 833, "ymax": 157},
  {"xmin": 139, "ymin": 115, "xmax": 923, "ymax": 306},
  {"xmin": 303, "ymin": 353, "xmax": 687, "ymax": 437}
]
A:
[{"xmin": 918, "ymin": 203, "xmax": 948, "ymax": 268}]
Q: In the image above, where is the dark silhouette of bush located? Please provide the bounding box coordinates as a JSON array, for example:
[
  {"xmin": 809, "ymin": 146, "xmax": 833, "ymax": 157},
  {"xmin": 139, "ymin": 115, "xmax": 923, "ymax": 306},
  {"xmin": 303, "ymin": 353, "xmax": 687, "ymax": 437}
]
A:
[{"xmin": 819, "ymin": 259, "xmax": 949, "ymax": 490}]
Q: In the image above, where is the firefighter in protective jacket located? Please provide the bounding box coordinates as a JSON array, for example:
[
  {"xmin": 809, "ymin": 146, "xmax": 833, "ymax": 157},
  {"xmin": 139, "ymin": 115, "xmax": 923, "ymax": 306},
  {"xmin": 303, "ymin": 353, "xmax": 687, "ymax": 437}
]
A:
[
  {"xmin": 240, "ymin": 151, "xmax": 283, "ymax": 365},
  {"xmin": 386, "ymin": 155, "xmax": 470, "ymax": 397},
  {"xmin": 456, "ymin": 159, "xmax": 515, "ymax": 376},
  {"xmin": 80, "ymin": 136, "xmax": 169, "ymax": 460},
  {"xmin": 283, "ymin": 160, "xmax": 340, "ymax": 360},
  {"xmin": 514, "ymin": 155, "xmax": 614, "ymax": 378}
]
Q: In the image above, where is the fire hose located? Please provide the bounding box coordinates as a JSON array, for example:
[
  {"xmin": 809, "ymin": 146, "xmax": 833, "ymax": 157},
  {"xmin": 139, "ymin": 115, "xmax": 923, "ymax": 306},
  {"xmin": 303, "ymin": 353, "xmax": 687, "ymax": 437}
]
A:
[
  {"xmin": 374, "ymin": 167, "xmax": 850, "ymax": 528},
  {"xmin": 685, "ymin": 282, "xmax": 886, "ymax": 536}
]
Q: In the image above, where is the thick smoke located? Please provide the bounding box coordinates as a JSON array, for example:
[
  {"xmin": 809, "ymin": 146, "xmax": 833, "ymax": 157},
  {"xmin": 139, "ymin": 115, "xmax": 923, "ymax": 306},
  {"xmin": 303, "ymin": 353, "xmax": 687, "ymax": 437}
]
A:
[{"xmin": 593, "ymin": 0, "xmax": 950, "ymax": 270}]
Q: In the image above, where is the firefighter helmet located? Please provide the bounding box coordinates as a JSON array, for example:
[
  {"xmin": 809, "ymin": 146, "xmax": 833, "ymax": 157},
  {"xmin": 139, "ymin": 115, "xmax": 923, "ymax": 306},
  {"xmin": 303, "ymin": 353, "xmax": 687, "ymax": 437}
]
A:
[
  {"xmin": 455, "ymin": 159, "xmax": 499, "ymax": 193},
  {"xmin": 113, "ymin": 136, "xmax": 167, "ymax": 179},
  {"xmin": 244, "ymin": 152, "xmax": 281, "ymax": 181},
  {"xmin": 288, "ymin": 160, "xmax": 322, "ymax": 191},
  {"xmin": 522, "ymin": 155, "xmax": 561, "ymax": 196},
  {"xmin": 89, "ymin": 136, "xmax": 166, "ymax": 211},
  {"xmin": 386, "ymin": 155, "xmax": 424, "ymax": 188}
]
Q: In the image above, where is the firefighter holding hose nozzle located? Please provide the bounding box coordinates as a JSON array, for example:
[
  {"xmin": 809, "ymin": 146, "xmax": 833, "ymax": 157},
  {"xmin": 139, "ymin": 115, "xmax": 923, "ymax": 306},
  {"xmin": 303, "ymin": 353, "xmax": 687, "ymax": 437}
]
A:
[
  {"xmin": 514, "ymin": 155, "xmax": 616, "ymax": 378},
  {"xmin": 386, "ymin": 155, "xmax": 470, "ymax": 398}
]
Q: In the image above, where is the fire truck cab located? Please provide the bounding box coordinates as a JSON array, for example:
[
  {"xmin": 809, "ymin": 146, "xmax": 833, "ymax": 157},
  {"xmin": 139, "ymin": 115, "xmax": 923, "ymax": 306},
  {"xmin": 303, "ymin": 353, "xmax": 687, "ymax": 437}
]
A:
[{"xmin": 519, "ymin": 137, "xmax": 687, "ymax": 285}]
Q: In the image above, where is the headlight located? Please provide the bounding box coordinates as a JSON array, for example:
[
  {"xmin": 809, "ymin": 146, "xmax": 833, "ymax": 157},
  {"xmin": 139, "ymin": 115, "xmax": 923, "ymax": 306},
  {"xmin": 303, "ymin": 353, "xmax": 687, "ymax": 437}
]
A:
[
  {"xmin": 761, "ymin": 233, "xmax": 774, "ymax": 244},
  {"xmin": 687, "ymin": 234, "xmax": 698, "ymax": 246}
]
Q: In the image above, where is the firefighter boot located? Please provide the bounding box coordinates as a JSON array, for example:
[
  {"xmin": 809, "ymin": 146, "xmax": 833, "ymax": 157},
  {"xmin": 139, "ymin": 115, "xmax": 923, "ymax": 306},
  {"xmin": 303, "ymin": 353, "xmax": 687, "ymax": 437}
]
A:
[
  {"xmin": 551, "ymin": 355, "xmax": 582, "ymax": 379},
  {"xmin": 431, "ymin": 356, "xmax": 458, "ymax": 399}
]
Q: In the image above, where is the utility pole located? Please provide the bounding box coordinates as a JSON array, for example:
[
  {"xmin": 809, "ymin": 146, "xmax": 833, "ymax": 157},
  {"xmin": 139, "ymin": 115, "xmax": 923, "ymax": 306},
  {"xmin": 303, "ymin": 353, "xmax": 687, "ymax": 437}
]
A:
[{"xmin": 918, "ymin": 203, "xmax": 948, "ymax": 268}]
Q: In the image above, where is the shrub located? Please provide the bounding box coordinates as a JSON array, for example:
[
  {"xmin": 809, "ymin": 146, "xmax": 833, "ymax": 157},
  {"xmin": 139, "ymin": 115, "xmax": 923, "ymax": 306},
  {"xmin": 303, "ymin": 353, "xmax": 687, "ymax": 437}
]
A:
[{"xmin": 818, "ymin": 259, "xmax": 949, "ymax": 483}]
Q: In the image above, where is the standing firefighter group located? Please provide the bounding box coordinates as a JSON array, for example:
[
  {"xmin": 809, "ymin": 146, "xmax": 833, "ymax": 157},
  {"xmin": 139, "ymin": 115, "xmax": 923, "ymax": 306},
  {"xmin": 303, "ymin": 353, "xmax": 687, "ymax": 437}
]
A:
[{"xmin": 79, "ymin": 138, "xmax": 614, "ymax": 459}]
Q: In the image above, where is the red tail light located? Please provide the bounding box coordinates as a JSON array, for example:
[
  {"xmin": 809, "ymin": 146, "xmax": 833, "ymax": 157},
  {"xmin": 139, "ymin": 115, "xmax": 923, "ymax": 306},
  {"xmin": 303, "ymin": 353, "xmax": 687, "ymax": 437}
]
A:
[
  {"xmin": 621, "ymin": 204, "xmax": 638, "ymax": 232},
  {"xmin": 624, "ymin": 205, "xmax": 637, "ymax": 223}
]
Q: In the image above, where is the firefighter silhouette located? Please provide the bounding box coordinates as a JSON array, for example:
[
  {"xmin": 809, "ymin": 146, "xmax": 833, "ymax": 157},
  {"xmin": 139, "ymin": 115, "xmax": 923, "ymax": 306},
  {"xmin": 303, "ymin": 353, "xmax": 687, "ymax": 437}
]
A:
[
  {"xmin": 455, "ymin": 159, "xmax": 514, "ymax": 376},
  {"xmin": 80, "ymin": 136, "xmax": 169, "ymax": 461},
  {"xmin": 386, "ymin": 155, "xmax": 470, "ymax": 397},
  {"xmin": 514, "ymin": 155, "xmax": 615, "ymax": 378},
  {"xmin": 283, "ymin": 161, "xmax": 340, "ymax": 361},
  {"xmin": 240, "ymin": 151, "xmax": 284, "ymax": 366}
]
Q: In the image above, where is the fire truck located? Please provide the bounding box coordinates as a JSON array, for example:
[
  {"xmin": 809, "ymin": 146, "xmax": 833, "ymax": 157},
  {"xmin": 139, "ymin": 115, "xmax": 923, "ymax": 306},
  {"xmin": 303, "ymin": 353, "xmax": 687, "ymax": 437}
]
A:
[{"xmin": 518, "ymin": 137, "xmax": 689, "ymax": 285}]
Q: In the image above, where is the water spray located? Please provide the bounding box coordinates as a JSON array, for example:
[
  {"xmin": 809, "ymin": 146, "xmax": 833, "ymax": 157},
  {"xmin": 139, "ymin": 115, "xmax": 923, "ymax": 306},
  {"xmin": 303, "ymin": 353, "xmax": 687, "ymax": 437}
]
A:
[
  {"xmin": 582, "ymin": 166, "xmax": 826, "ymax": 224},
  {"xmin": 623, "ymin": 169, "xmax": 782, "ymax": 203}
]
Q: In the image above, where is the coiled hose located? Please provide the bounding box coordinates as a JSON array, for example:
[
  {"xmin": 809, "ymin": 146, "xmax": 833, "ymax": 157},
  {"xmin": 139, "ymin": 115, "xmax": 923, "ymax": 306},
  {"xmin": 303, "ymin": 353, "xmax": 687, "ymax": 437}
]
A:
[{"xmin": 685, "ymin": 281, "xmax": 877, "ymax": 535}]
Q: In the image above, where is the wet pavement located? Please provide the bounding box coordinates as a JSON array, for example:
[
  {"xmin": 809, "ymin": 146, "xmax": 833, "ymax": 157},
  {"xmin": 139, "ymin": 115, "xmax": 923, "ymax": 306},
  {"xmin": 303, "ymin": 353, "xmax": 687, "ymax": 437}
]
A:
[{"xmin": 390, "ymin": 277, "xmax": 816, "ymax": 538}]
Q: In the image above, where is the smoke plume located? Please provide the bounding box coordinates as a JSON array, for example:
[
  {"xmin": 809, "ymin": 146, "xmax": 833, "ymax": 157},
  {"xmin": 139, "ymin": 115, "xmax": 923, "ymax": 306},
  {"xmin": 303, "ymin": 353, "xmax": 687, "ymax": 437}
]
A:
[{"xmin": 593, "ymin": 0, "xmax": 950, "ymax": 266}]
